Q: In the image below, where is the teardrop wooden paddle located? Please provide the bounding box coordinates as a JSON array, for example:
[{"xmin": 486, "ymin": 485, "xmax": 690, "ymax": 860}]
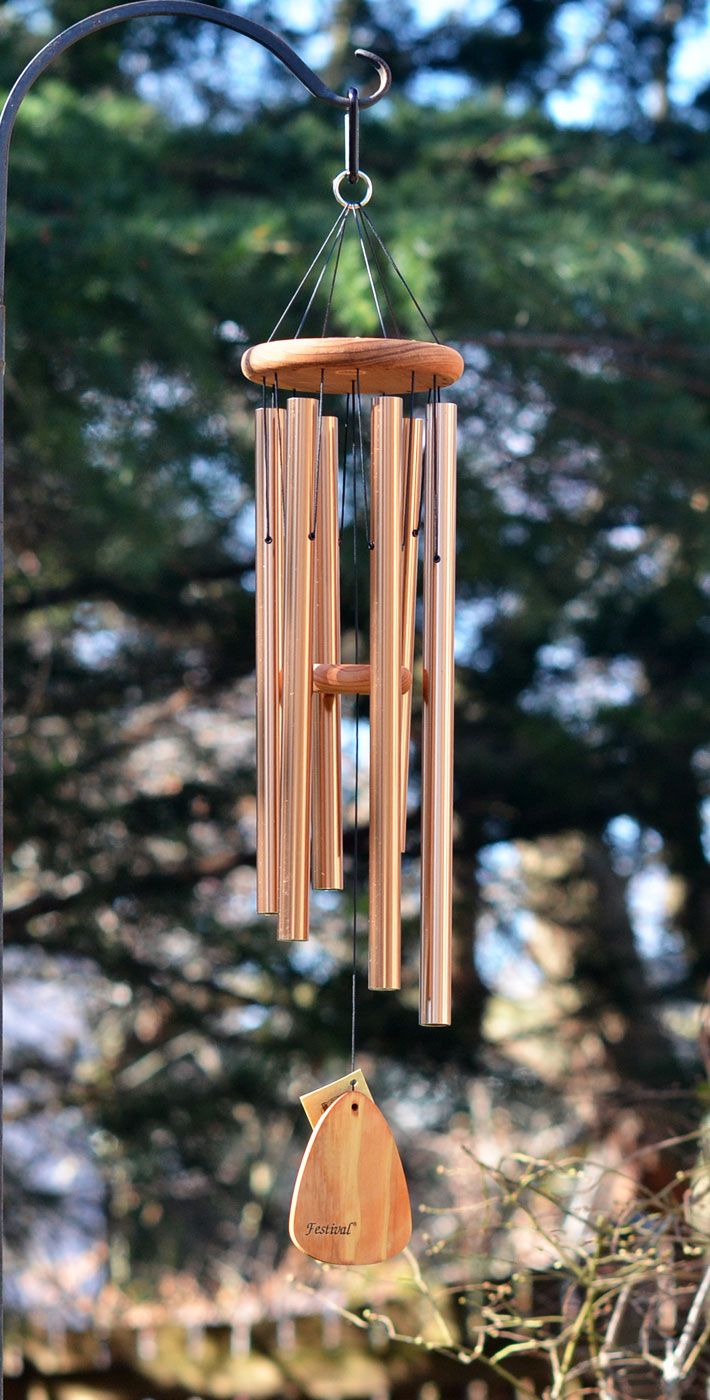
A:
[{"xmin": 289, "ymin": 1089, "xmax": 412, "ymax": 1264}]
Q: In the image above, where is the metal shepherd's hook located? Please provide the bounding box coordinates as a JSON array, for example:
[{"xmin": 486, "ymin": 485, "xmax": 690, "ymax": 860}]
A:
[{"xmin": 0, "ymin": 1, "xmax": 391, "ymax": 474}]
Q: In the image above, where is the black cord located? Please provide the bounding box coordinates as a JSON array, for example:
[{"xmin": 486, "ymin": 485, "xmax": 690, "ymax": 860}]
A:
[
  {"xmin": 350, "ymin": 390, "xmax": 361, "ymax": 1074},
  {"xmin": 265, "ymin": 198, "xmax": 442, "ymax": 347},
  {"xmin": 261, "ymin": 380, "xmax": 272, "ymax": 544},
  {"xmin": 267, "ymin": 206, "xmax": 348, "ymax": 343},
  {"xmin": 360, "ymin": 207, "xmax": 441, "ymax": 343},
  {"xmin": 357, "ymin": 207, "xmax": 401, "ymax": 338},
  {"xmin": 433, "ymin": 379, "xmax": 441, "ymax": 563},
  {"xmin": 322, "ymin": 208, "xmax": 350, "ymax": 337},
  {"xmin": 353, "ymin": 210, "xmax": 387, "ymax": 336},
  {"xmin": 401, "ymin": 370, "xmax": 416, "ymax": 550},
  {"xmin": 272, "ymin": 373, "xmax": 287, "ymax": 527},
  {"xmin": 294, "ymin": 211, "xmax": 350, "ymax": 340},
  {"xmin": 355, "ymin": 371, "xmax": 373, "ymax": 549},
  {"xmin": 339, "ymin": 385, "xmax": 353, "ymax": 544},
  {"xmin": 308, "ymin": 373, "xmax": 325, "ymax": 540},
  {"xmin": 415, "ymin": 386, "xmax": 432, "ymax": 539}
]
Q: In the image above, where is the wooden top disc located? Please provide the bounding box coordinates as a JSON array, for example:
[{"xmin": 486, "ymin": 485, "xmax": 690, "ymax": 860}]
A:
[{"xmin": 241, "ymin": 336, "xmax": 464, "ymax": 394}]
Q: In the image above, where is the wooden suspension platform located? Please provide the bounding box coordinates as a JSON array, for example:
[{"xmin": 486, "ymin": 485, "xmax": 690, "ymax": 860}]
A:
[{"xmin": 241, "ymin": 336, "xmax": 464, "ymax": 395}]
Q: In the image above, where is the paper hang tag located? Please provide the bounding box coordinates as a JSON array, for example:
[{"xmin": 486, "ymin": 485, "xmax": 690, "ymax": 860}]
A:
[
  {"xmin": 289, "ymin": 1089, "xmax": 412, "ymax": 1265},
  {"xmin": 299, "ymin": 1068, "xmax": 373, "ymax": 1128}
]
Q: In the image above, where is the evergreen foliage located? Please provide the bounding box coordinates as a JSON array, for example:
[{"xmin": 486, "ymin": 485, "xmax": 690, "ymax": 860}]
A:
[{"xmin": 3, "ymin": 0, "xmax": 709, "ymax": 1295}]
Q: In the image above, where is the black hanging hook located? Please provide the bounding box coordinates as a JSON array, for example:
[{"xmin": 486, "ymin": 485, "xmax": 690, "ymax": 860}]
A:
[
  {"xmin": 0, "ymin": 5, "xmax": 392, "ymax": 304},
  {"xmin": 352, "ymin": 47, "xmax": 391, "ymax": 109},
  {"xmin": 346, "ymin": 86, "xmax": 360, "ymax": 183}
]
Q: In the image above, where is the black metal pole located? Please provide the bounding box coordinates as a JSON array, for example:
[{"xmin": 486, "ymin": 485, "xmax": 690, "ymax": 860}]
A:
[
  {"xmin": 0, "ymin": 2, "xmax": 390, "ymax": 300},
  {"xmin": 0, "ymin": 1, "xmax": 390, "ymax": 869},
  {"xmin": 0, "ymin": 0, "xmax": 390, "ymax": 482}
]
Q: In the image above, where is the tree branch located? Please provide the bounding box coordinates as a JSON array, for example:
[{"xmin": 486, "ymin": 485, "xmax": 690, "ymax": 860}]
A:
[{"xmin": 4, "ymin": 845, "xmax": 246, "ymax": 935}]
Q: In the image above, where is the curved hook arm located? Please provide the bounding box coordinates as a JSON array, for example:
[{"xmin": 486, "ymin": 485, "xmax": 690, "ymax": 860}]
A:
[{"xmin": 0, "ymin": 0, "xmax": 391, "ymax": 301}]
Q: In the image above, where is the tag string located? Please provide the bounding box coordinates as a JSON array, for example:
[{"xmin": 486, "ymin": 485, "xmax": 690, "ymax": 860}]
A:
[
  {"xmin": 432, "ymin": 378, "xmax": 441, "ymax": 564},
  {"xmin": 271, "ymin": 374, "xmax": 287, "ymax": 528},
  {"xmin": 401, "ymin": 371, "xmax": 416, "ymax": 550},
  {"xmin": 350, "ymin": 377, "xmax": 361, "ymax": 1074},
  {"xmin": 308, "ymin": 373, "xmax": 325, "ymax": 541},
  {"xmin": 261, "ymin": 380, "xmax": 272, "ymax": 545}
]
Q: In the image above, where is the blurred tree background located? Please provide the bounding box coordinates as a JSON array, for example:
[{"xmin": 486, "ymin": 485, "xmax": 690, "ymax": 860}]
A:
[{"xmin": 3, "ymin": 0, "xmax": 710, "ymax": 1394}]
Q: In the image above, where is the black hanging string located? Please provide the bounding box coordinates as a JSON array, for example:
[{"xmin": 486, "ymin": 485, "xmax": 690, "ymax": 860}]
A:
[
  {"xmin": 357, "ymin": 208, "xmax": 401, "ymax": 339},
  {"xmin": 267, "ymin": 206, "xmax": 348, "ymax": 343},
  {"xmin": 308, "ymin": 372, "xmax": 325, "ymax": 540},
  {"xmin": 272, "ymin": 373, "xmax": 287, "ymax": 527},
  {"xmin": 264, "ymin": 197, "xmax": 444, "ymax": 347},
  {"xmin": 353, "ymin": 213, "xmax": 387, "ymax": 337},
  {"xmin": 294, "ymin": 212, "xmax": 350, "ymax": 340},
  {"xmin": 355, "ymin": 370, "xmax": 373, "ymax": 550},
  {"xmin": 339, "ymin": 385, "xmax": 353, "ymax": 543},
  {"xmin": 401, "ymin": 370, "xmax": 416, "ymax": 551},
  {"xmin": 322, "ymin": 209, "xmax": 349, "ymax": 338},
  {"xmin": 360, "ymin": 208, "xmax": 440, "ymax": 344},
  {"xmin": 261, "ymin": 380, "xmax": 272, "ymax": 545},
  {"xmin": 415, "ymin": 386, "xmax": 432, "ymax": 539},
  {"xmin": 350, "ymin": 388, "xmax": 361, "ymax": 1074},
  {"xmin": 433, "ymin": 379, "xmax": 441, "ymax": 563}
]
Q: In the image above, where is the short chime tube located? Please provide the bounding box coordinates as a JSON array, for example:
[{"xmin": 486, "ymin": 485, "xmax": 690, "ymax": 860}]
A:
[
  {"xmin": 255, "ymin": 407, "xmax": 284, "ymax": 913},
  {"xmin": 311, "ymin": 415, "xmax": 343, "ymax": 890},
  {"xmin": 400, "ymin": 415, "xmax": 424, "ymax": 850},
  {"xmin": 420, "ymin": 402, "xmax": 457, "ymax": 1025},
  {"xmin": 369, "ymin": 395, "xmax": 403, "ymax": 990},
  {"xmin": 278, "ymin": 396, "xmax": 318, "ymax": 941}
]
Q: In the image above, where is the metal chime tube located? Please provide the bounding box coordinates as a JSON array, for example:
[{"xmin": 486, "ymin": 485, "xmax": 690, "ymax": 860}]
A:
[
  {"xmin": 420, "ymin": 401, "xmax": 457, "ymax": 1024},
  {"xmin": 278, "ymin": 396, "xmax": 318, "ymax": 941},
  {"xmin": 312, "ymin": 415, "xmax": 343, "ymax": 890},
  {"xmin": 255, "ymin": 407, "xmax": 284, "ymax": 913},
  {"xmin": 400, "ymin": 415, "xmax": 424, "ymax": 851},
  {"xmin": 369, "ymin": 395, "xmax": 403, "ymax": 989}
]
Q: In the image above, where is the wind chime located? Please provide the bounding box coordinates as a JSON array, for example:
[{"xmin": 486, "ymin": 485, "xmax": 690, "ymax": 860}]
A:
[
  {"xmin": 242, "ymin": 94, "xmax": 463, "ymax": 1265},
  {"xmin": 0, "ymin": 0, "xmax": 459, "ymax": 1279}
]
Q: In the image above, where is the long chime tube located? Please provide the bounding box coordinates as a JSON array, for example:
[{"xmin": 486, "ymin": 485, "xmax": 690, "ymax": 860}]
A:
[
  {"xmin": 311, "ymin": 415, "xmax": 343, "ymax": 890},
  {"xmin": 399, "ymin": 415, "xmax": 424, "ymax": 851},
  {"xmin": 255, "ymin": 407, "xmax": 284, "ymax": 913},
  {"xmin": 278, "ymin": 396, "xmax": 318, "ymax": 941},
  {"xmin": 369, "ymin": 395, "xmax": 403, "ymax": 990},
  {"xmin": 420, "ymin": 401, "xmax": 457, "ymax": 1025}
]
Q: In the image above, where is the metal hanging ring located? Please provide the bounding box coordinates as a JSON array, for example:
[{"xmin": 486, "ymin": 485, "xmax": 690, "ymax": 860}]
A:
[{"xmin": 332, "ymin": 169, "xmax": 373, "ymax": 207}]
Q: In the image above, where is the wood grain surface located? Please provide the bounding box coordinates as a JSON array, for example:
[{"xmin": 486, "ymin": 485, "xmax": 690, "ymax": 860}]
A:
[
  {"xmin": 312, "ymin": 662, "xmax": 412, "ymax": 695},
  {"xmin": 242, "ymin": 337, "xmax": 464, "ymax": 394},
  {"xmin": 289, "ymin": 1090, "xmax": 412, "ymax": 1264}
]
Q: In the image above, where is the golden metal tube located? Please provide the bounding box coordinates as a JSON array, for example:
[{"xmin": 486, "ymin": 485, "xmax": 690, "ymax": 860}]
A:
[
  {"xmin": 278, "ymin": 396, "xmax": 318, "ymax": 942},
  {"xmin": 255, "ymin": 407, "xmax": 284, "ymax": 914},
  {"xmin": 369, "ymin": 395, "xmax": 403, "ymax": 990},
  {"xmin": 420, "ymin": 402, "xmax": 457, "ymax": 1025},
  {"xmin": 311, "ymin": 415, "xmax": 343, "ymax": 891},
  {"xmin": 399, "ymin": 416, "xmax": 424, "ymax": 851},
  {"xmin": 420, "ymin": 413, "xmax": 434, "ymax": 1020}
]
